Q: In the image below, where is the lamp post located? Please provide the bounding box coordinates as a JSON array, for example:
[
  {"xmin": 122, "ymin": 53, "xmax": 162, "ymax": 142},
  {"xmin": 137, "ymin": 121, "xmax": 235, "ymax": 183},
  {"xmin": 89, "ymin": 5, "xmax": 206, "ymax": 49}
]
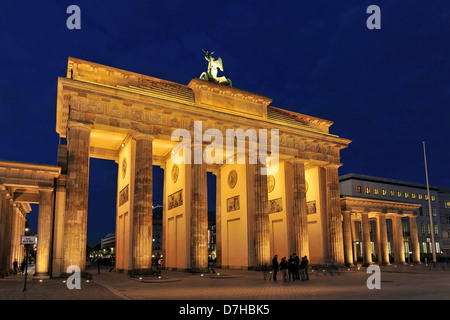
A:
[{"xmin": 423, "ymin": 141, "xmax": 437, "ymax": 265}]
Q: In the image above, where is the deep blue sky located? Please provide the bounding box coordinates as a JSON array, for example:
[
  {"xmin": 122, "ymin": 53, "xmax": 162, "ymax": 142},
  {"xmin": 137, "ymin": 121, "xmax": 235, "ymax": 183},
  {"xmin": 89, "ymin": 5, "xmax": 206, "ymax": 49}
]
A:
[{"xmin": 1, "ymin": 1, "xmax": 449, "ymax": 243}]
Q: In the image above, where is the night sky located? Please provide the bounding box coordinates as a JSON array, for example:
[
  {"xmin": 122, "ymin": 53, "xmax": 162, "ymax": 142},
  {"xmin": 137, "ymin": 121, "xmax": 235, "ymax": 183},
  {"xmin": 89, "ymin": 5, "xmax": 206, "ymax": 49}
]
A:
[{"xmin": 1, "ymin": 1, "xmax": 449, "ymax": 244}]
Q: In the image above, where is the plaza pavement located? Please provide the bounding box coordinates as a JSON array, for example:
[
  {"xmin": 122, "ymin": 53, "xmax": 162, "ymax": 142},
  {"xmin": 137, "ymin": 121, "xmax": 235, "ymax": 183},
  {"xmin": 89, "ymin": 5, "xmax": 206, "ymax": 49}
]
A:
[{"xmin": 0, "ymin": 263, "xmax": 449, "ymax": 301}]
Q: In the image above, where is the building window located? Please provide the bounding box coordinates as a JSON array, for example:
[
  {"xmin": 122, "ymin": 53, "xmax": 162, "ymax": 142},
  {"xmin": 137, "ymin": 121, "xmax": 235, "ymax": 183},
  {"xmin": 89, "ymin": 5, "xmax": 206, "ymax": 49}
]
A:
[
  {"xmin": 428, "ymin": 223, "xmax": 431, "ymax": 235},
  {"xmin": 425, "ymin": 195, "xmax": 429, "ymax": 201},
  {"xmin": 434, "ymin": 224, "xmax": 438, "ymax": 236},
  {"xmin": 412, "ymin": 193, "xmax": 416, "ymax": 199},
  {"xmin": 419, "ymin": 207, "xmax": 423, "ymax": 216},
  {"xmin": 445, "ymin": 201, "xmax": 450, "ymax": 208},
  {"xmin": 421, "ymin": 223, "xmax": 425, "ymax": 235},
  {"xmin": 356, "ymin": 186, "xmax": 361, "ymax": 193},
  {"xmin": 374, "ymin": 188, "xmax": 379, "ymax": 195},
  {"xmin": 382, "ymin": 189, "xmax": 387, "ymax": 196},
  {"xmin": 390, "ymin": 190, "xmax": 394, "ymax": 197},
  {"xmin": 397, "ymin": 191, "xmax": 402, "ymax": 198},
  {"xmin": 422, "ymin": 242, "xmax": 427, "ymax": 253},
  {"xmin": 402, "ymin": 221, "xmax": 408, "ymax": 235},
  {"xmin": 436, "ymin": 242, "xmax": 440, "ymax": 253},
  {"xmin": 419, "ymin": 194, "xmax": 423, "ymax": 200},
  {"xmin": 365, "ymin": 187, "xmax": 371, "ymax": 194},
  {"xmin": 432, "ymin": 207, "xmax": 436, "ymax": 217},
  {"xmin": 404, "ymin": 192, "xmax": 409, "ymax": 198},
  {"xmin": 431, "ymin": 195, "xmax": 435, "ymax": 201}
]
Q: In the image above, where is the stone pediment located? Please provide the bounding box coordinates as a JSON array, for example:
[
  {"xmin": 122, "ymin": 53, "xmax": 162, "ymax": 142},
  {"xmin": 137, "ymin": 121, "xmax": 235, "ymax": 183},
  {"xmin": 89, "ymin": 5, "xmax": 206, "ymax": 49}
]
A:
[{"xmin": 187, "ymin": 78, "xmax": 272, "ymax": 120}]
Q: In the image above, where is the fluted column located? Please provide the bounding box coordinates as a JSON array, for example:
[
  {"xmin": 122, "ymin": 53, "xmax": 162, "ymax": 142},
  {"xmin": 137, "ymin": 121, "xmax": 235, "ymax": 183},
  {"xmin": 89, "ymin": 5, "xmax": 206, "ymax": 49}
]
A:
[
  {"xmin": 214, "ymin": 170, "xmax": 222, "ymax": 268},
  {"xmin": 361, "ymin": 213, "xmax": 372, "ymax": 266},
  {"xmin": 343, "ymin": 211, "xmax": 353, "ymax": 266},
  {"xmin": 377, "ymin": 214, "xmax": 390, "ymax": 265},
  {"xmin": 190, "ymin": 145, "xmax": 208, "ymax": 272},
  {"xmin": 63, "ymin": 122, "xmax": 91, "ymax": 273},
  {"xmin": 132, "ymin": 133, "xmax": 153, "ymax": 271},
  {"xmin": 252, "ymin": 162, "xmax": 270, "ymax": 268},
  {"xmin": 392, "ymin": 215, "xmax": 406, "ymax": 264},
  {"xmin": 2, "ymin": 198, "xmax": 14, "ymax": 274},
  {"xmin": 10, "ymin": 204, "xmax": 20, "ymax": 269},
  {"xmin": 292, "ymin": 162, "xmax": 309, "ymax": 258},
  {"xmin": 325, "ymin": 165, "xmax": 344, "ymax": 265},
  {"xmin": 409, "ymin": 215, "xmax": 421, "ymax": 263},
  {"xmin": 35, "ymin": 189, "xmax": 54, "ymax": 278},
  {"xmin": 0, "ymin": 191, "xmax": 9, "ymax": 275}
]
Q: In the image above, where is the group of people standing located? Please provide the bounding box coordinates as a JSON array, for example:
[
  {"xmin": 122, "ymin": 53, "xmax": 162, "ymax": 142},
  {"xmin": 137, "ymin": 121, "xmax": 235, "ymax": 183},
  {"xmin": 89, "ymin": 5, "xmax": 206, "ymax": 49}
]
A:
[{"xmin": 272, "ymin": 254, "xmax": 309, "ymax": 282}]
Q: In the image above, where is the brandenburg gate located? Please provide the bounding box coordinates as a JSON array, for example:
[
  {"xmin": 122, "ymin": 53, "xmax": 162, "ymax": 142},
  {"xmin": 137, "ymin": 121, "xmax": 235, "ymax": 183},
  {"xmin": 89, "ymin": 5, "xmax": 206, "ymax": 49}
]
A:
[{"xmin": 2, "ymin": 55, "xmax": 360, "ymax": 277}]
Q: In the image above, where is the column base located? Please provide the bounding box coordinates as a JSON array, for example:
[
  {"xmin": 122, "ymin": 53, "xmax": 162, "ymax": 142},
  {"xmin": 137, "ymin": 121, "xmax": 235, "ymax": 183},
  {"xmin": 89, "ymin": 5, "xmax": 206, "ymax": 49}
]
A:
[
  {"xmin": 33, "ymin": 273, "xmax": 51, "ymax": 280},
  {"xmin": 129, "ymin": 268, "xmax": 155, "ymax": 277}
]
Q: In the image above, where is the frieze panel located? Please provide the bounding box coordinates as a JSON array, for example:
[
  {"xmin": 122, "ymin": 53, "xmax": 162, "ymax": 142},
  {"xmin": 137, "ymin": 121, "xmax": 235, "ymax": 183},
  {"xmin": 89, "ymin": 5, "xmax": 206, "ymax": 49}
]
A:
[
  {"xmin": 119, "ymin": 184, "xmax": 129, "ymax": 207},
  {"xmin": 226, "ymin": 195, "xmax": 240, "ymax": 212},
  {"xmin": 268, "ymin": 197, "xmax": 283, "ymax": 214},
  {"xmin": 307, "ymin": 200, "xmax": 317, "ymax": 215},
  {"xmin": 168, "ymin": 189, "xmax": 183, "ymax": 210}
]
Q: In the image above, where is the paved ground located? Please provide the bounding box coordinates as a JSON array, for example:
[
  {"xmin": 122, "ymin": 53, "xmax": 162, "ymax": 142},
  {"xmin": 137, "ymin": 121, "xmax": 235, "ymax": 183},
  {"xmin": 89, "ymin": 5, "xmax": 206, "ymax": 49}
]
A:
[{"xmin": 1, "ymin": 263, "xmax": 449, "ymax": 301}]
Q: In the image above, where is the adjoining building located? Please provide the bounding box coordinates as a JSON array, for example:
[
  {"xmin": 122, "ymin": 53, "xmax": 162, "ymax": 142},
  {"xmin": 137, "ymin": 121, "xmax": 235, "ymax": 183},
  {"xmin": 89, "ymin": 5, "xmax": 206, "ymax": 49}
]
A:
[
  {"xmin": 101, "ymin": 233, "xmax": 116, "ymax": 250},
  {"xmin": 438, "ymin": 187, "xmax": 450, "ymax": 256},
  {"xmin": 340, "ymin": 173, "xmax": 443, "ymax": 264}
]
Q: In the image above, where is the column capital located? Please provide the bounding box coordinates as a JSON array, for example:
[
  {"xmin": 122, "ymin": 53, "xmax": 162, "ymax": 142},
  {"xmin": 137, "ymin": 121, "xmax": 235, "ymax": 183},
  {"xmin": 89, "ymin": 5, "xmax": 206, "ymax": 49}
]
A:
[
  {"xmin": 133, "ymin": 131, "xmax": 156, "ymax": 141},
  {"xmin": 39, "ymin": 187, "xmax": 54, "ymax": 193},
  {"xmin": 323, "ymin": 163, "xmax": 343, "ymax": 170},
  {"xmin": 67, "ymin": 120, "xmax": 93, "ymax": 131}
]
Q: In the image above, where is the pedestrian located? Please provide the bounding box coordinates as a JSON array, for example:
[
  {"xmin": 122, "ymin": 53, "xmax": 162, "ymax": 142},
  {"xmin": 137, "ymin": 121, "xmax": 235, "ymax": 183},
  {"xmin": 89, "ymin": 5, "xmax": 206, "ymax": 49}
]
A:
[
  {"xmin": 288, "ymin": 255, "xmax": 296, "ymax": 281},
  {"xmin": 209, "ymin": 258, "xmax": 216, "ymax": 273},
  {"xmin": 20, "ymin": 259, "xmax": 26, "ymax": 274},
  {"xmin": 304, "ymin": 256, "xmax": 309, "ymax": 280},
  {"xmin": 157, "ymin": 257, "xmax": 163, "ymax": 276},
  {"xmin": 272, "ymin": 255, "xmax": 279, "ymax": 281},
  {"xmin": 299, "ymin": 256, "xmax": 306, "ymax": 281},
  {"xmin": 280, "ymin": 257, "xmax": 288, "ymax": 282},
  {"xmin": 293, "ymin": 253, "xmax": 300, "ymax": 280},
  {"xmin": 13, "ymin": 259, "xmax": 18, "ymax": 274}
]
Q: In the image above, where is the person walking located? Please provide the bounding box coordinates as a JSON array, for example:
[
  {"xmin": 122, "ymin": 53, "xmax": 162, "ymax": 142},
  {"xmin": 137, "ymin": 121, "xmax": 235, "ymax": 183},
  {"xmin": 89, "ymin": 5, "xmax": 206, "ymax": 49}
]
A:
[
  {"xmin": 304, "ymin": 256, "xmax": 309, "ymax": 280},
  {"xmin": 272, "ymin": 255, "xmax": 279, "ymax": 281},
  {"xmin": 280, "ymin": 257, "xmax": 288, "ymax": 282},
  {"xmin": 13, "ymin": 259, "xmax": 18, "ymax": 274},
  {"xmin": 293, "ymin": 253, "xmax": 300, "ymax": 280},
  {"xmin": 288, "ymin": 255, "xmax": 296, "ymax": 281},
  {"xmin": 299, "ymin": 256, "xmax": 306, "ymax": 281}
]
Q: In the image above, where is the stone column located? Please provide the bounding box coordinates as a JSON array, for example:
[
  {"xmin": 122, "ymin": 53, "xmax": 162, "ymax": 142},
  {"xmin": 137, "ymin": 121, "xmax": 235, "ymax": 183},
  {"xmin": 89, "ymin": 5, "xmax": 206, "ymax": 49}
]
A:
[
  {"xmin": 10, "ymin": 204, "xmax": 19, "ymax": 269},
  {"xmin": 343, "ymin": 211, "xmax": 353, "ymax": 266},
  {"xmin": 253, "ymin": 162, "xmax": 270, "ymax": 268},
  {"xmin": 1, "ymin": 198, "xmax": 14, "ymax": 275},
  {"xmin": 409, "ymin": 215, "xmax": 421, "ymax": 263},
  {"xmin": 292, "ymin": 162, "xmax": 309, "ymax": 258},
  {"xmin": 392, "ymin": 215, "xmax": 406, "ymax": 264},
  {"xmin": 0, "ymin": 191, "xmax": 8, "ymax": 275},
  {"xmin": 351, "ymin": 217, "xmax": 358, "ymax": 264},
  {"xmin": 325, "ymin": 165, "xmax": 345, "ymax": 265},
  {"xmin": 377, "ymin": 214, "xmax": 390, "ymax": 265},
  {"xmin": 63, "ymin": 122, "xmax": 91, "ymax": 273},
  {"xmin": 214, "ymin": 170, "xmax": 222, "ymax": 268},
  {"xmin": 35, "ymin": 189, "xmax": 54, "ymax": 278},
  {"xmin": 361, "ymin": 213, "xmax": 372, "ymax": 266},
  {"xmin": 190, "ymin": 162, "xmax": 208, "ymax": 272},
  {"xmin": 132, "ymin": 133, "xmax": 153, "ymax": 272}
]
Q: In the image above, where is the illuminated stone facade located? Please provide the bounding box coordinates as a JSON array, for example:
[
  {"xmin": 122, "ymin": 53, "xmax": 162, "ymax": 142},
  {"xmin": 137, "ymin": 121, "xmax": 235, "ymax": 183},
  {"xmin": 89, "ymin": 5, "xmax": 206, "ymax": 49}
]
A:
[
  {"xmin": 52, "ymin": 57, "xmax": 351, "ymax": 275},
  {"xmin": 0, "ymin": 160, "xmax": 60, "ymax": 277}
]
